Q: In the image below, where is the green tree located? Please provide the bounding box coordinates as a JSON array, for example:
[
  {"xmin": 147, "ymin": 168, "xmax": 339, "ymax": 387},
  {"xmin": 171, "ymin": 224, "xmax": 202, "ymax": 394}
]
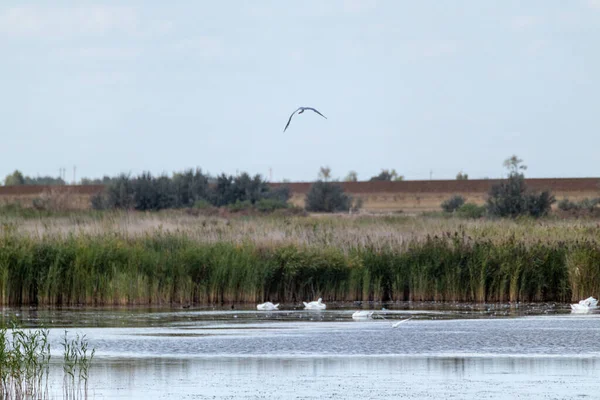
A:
[
  {"xmin": 92, "ymin": 169, "xmax": 288, "ymax": 210},
  {"xmin": 4, "ymin": 170, "xmax": 25, "ymax": 186},
  {"xmin": 81, "ymin": 176, "xmax": 115, "ymax": 185},
  {"xmin": 441, "ymin": 195, "xmax": 465, "ymax": 213},
  {"xmin": 344, "ymin": 171, "xmax": 358, "ymax": 182},
  {"xmin": 305, "ymin": 181, "xmax": 351, "ymax": 212},
  {"xmin": 24, "ymin": 176, "xmax": 65, "ymax": 185},
  {"xmin": 92, "ymin": 173, "xmax": 134, "ymax": 210},
  {"xmin": 211, "ymin": 172, "xmax": 270, "ymax": 206},
  {"xmin": 172, "ymin": 168, "xmax": 209, "ymax": 207},
  {"xmin": 456, "ymin": 171, "xmax": 469, "ymax": 180},
  {"xmin": 503, "ymin": 155, "xmax": 527, "ymax": 175},
  {"xmin": 487, "ymin": 156, "xmax": 554, "ymax": 218},
  {"xmin": 370, "ymin": 169, "xmax": 403, "ymax": 181},
  {"xmin": 318, "ymin": 166, "xmax": 332, "ymax": 182},
  {"xmin": 264, "ymin": 184, "xmax": 291, "ymax": 203}
]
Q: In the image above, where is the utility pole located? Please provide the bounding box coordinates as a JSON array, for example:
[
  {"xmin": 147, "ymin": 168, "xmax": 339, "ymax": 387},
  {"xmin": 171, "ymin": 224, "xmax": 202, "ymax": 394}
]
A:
[
  {"xmin": 429, "ymin": 170, "xmax": 433, "ymax": 180},
  {"xmin": 269, "ymin": 167, "xmax": 272, "ymax": 182},
  {"xmin": 73, "ymin": 165, "xmax": 76, "ymax": 185}
]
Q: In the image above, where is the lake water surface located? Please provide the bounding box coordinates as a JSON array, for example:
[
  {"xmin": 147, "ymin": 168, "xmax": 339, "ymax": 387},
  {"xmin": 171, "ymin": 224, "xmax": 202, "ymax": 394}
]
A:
[{"xmin": 3, "ymin": 303, "xmax": 599, "ymax": 399}]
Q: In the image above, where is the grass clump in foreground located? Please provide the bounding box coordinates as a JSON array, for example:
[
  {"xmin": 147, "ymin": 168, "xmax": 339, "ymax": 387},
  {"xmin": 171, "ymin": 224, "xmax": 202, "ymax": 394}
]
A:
[
  {"xmin": 1, "ymin": 214, "xmax": 599, "ymax": 305},
  {"xmin": 0, "ymin": 324, "xmax": 50, "ymax": 399},
  {"xmin": 62, "ymin": 331, "xmax": 95, "ymax": 400},
  {"xmin": 0, "ymin": 323, "xmax": 95, "ymax": 400}
]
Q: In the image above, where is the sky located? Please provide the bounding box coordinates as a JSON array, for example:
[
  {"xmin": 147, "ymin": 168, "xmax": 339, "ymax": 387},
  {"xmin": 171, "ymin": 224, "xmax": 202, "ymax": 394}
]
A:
[{"xmin": 1, "ymin": 1, "xmax": 599, "ymax": 182}]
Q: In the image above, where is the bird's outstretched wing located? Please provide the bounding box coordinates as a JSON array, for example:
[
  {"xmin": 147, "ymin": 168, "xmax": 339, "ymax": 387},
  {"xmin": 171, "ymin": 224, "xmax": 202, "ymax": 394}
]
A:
[
  {"xmin": 304, "ymin": 107, "xmax": 327, "ymax": 119},
  {"xmin": 391, "ymin": 317, "xmax": 413, "ymax": 328},
  {"xmin": 284, "ymin": 108, "xmax": 301, "ymax": 132}
]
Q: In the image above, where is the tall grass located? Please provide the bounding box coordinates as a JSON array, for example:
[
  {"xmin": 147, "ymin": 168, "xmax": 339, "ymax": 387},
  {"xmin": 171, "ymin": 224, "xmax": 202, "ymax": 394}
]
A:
[
  {"xmin": 0, "ymin": 222, "xmax": 596, "ymax": 305},
  {"xmin": 1, "ymin": 212, "xmax": 599, "ymax": 304},
  {"xmin": 0, "ymin": 324, "xmax": 50, "ymax": 399},
  {"xmin": 62, "ymin": 331, "xmax": 95, "ymax": 400},
  {"xmin": 0, "ymin": 323, "xmax": 95, "ymax": 400}
]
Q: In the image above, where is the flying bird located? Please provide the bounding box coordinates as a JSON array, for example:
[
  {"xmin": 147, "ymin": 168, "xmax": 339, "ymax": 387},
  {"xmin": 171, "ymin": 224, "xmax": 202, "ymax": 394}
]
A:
[
  {"xmin": 391, "ymin": 317, "xmax": 413, "ymax": 328},
  {"xmin": 283, "ymin": 107, "xmax": 327, "ymax": 132}
]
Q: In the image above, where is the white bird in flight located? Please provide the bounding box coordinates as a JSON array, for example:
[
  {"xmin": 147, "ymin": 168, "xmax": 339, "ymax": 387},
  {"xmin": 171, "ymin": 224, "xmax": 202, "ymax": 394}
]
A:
[
  {"xmin": 391, "ymin": 317, "xmax": 413, "ymax": 328},
  {"xmin": 284, "ymin": 107, "xmax": 327, "ymax": 132}
]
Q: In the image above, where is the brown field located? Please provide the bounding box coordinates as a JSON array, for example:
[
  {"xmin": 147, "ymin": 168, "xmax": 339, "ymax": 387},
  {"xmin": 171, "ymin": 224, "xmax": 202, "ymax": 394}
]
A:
[
  {"xmin": 0, "ymin": 185, "xmax": 103, "ymax": 211},
  {"xmin": 277, "ymin": 178, "xmax": 600, "ymax": 213},
  {"xmin": 0, "ymin": 179, "xmax": 598, "ymax": 213}
]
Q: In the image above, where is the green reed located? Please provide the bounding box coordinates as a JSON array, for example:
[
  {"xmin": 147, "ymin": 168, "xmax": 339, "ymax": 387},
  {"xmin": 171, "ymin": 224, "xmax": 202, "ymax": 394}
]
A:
[
  {"xmin": 62, "ymin": 331, "xmax": 95, "ymax": 400},
  {"xmin": 0, "ymin": 223, "xmax": 597, "ymax": 305},
  {"xmin": 0, "ymin": 323, "xmax": 51, "ymax": 400}
]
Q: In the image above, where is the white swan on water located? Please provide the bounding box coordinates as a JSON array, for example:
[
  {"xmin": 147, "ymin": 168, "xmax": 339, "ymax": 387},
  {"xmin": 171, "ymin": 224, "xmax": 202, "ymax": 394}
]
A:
[
  {"xmin": 303, "ymin": 298, "xmax": 326, "ymax": 310},
  {"xmin": 256, "ymin": 302, "xmax": 279, "ymax": 311},
  {"xmin": 352, "ymin": 310, "xmax": 374, "ymax": 319},
  {"xmin": 570, "ymin": 296, "xmax": 598, "ymax": 313}
]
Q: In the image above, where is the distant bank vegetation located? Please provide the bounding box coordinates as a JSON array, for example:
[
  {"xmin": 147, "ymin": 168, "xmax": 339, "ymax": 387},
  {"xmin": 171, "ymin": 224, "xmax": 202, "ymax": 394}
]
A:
[
  {"xmin": 439, "ymin": 155, "xmax": 600, "ymax": 219},
  {"xmin": 89, "ymin": 170, "xmax": 293, "ymax": 213},
  {"xmin": 1, "ymin": 220, "xmax": 598, "ymax": 306},
  {"xmin": 2, "ymin": 155, "xmax": 599, "ymax": 217}
]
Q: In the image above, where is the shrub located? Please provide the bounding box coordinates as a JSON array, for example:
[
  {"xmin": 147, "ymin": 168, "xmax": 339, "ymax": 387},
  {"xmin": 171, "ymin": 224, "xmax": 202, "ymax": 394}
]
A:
[
  {"xmin": 193, "ymin": 199, "xmax": 212, "ymax": 209},
  {"xmin": 186, "ymin": 199, "xmax": 218, "ymax": 216},
  {"xmin": 100, "ymin": 174, "xmax": 135, "ymax": 210},
  {"xmin": 558, "ymin": 197, "xmax": 600, "ymax": 213},
  {"xmin": 579, "ymin": 198, "xmax": 600, "ymax": 212},
  {"xmin": 558, "ymin": 198, "xmax": 578, "ymax": 211},
  {"xmin": 369, "ymin": 169, "xmax": 403, "ymax": 181},
  {"xmin": 90, "ymin": 193, "xmax": 107, "ymax": 210},
  {"xmin": 526, "ymin": 190, "xmax": 556, "ymax": 218},
  {"xmin": 487, "ymin": 173, "xmax": 528, "ymax": 217},
  {"xmin": 271, "ymin": 205, "xmax": 306, "ymax": 217},
  {"xmin": 255, "ymin": 198, "xmax": 288, "ymax": 212},
  {"xmin": 350, "ymin": 197, "xmax": 364, "ymax": 213},
  {"xmin": 305, "ymin": 181, "xmax": 351, "ymax": 212},
  {"xmin": 456, "ymin": 203, "xmax": 486, "ymax": 219},
  {"xmin": 263, "ymin": 184, "xmax": 291, "ymax": 203},
  {"xmin": 441, "ymin": 195, "xmax": 465, "ymax": 213},
  {"xmin": 227, "ymin": 200, "xmax": 253, "ymax": 212},
  {"xmin": 487, "ymin": 173, "xmax": 554, "ymax": 218}
]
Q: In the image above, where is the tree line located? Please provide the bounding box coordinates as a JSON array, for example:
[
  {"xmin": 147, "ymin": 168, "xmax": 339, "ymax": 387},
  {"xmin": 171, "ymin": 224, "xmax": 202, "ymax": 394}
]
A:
[
  {"xmin": 3, "ymin": 170, "xmax": 66, "ymax": 186},
  {"xmin": 90, "ymin": 169, "xmax": 292, "ymax": 212},
  {"xmin": 4, "ymin": 156, "xmax": 587, "ymax": 217}
]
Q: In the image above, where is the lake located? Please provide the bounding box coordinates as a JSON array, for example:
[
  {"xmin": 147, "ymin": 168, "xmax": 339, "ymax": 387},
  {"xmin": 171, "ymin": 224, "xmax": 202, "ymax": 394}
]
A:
[{"xmin": 3, "ymin": 302, "xmax": 599, "ymax": 399}]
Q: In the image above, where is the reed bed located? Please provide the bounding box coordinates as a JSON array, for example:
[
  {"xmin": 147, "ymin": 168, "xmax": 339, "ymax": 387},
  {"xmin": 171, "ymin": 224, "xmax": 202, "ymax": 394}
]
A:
[
  {"xmin": 0, "ymin": 324, "xmax": 94, "ymax": 400},
  {"xmin": 0, "ymin": 212, "xmax": 599, "ymax": 305},
  {"xmin": 0, "ymin": 325, "xmax": 50, "ymax": 399}
]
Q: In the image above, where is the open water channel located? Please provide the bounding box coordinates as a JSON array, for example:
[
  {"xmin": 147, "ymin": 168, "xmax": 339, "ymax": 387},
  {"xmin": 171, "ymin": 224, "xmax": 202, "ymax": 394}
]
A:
[{"xmin": 2, "ymin": 302, "xmax": 600, "ymax": 399}]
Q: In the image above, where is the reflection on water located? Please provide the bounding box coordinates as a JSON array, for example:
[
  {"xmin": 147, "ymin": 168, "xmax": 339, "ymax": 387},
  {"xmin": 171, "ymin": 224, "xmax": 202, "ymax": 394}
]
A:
[
  {"xmin": 2, "ymin": 301, "xmax": 584, "ymax": 328},
  {"xmin": 44, "ymin": 356, "xmax": 600, "ymax": 399},
  {"xmin": 2, "ymin": 304, "xmax": 600, "ymax": 399}
]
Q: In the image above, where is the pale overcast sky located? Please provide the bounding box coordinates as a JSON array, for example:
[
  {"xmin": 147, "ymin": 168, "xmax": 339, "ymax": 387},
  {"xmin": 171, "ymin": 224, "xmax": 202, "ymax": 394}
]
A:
[{"xmin": 1, "ymin": 1, "xmax": 599, "ymax": 182}]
